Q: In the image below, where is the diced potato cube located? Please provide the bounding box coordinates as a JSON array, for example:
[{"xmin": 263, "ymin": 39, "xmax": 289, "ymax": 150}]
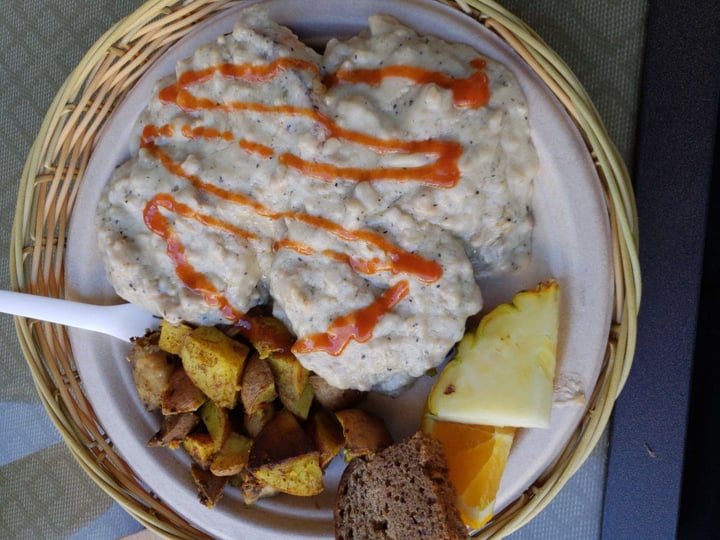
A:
[
  {"xmin": 308, "ymin": 374, "xmax": 366, "ymax": 411},
  {"xmin": 210, "ymin": 432, "xmax": 253, "ymax": 477},
  {"xmin": 252, "ymin": 454, "xmax": 323, "ymax": 497},
  {"xmin": 283, "ymin": 379, "xmax": 314, "ymax": 420},
  {"xmin": 265, "ymin": 352, "xmax": 309, "ymax": 413},
  {"xmin": 199, "ymin": 400, "xmax": 231, "ymax": 454},
  {"xmin": 242, "ymin": 314, "xmax": 295, "ymax": 359},
  {"xmin": 183, "ymin": 433, "xmax": 217, "ymax": 469},
  {"xmin": 159, "ymin": 319, "xmax": 193, "ymax": 355},
  {"xmin": 148, "ymin": 412, "xmax": 199, "ymax": 449},
  {"xmin": 244, "ymin": 403, "xmax": 276, "ymax": 438},
  {"xmin": 265, "ymin": 352, "xmax": 308, "ymax": 399},
  {"xmin": 335, "ymin": 408, "xmax": 393, "ymax": 460},
  {"xmin": 248, "ymin": 409, "xmax": 323, "ymax": 496},
  {"xmin": 231, "ymin": 471, "xmax": 279, "ymax": 504},
  {"xmin": 307, "ymin": 407, "xmax": 344, "ymax": 469},
  {"xmin": 181, "ymin": 326, "xmax": 249, "ymax": 408},
  {"xmin": 240, "ymin": 353, "xmax": 278, "ymax": 415},
  {"xmin": 161, "ymin": 368, "xmax": 207, "ymax": 415},
  {"xmin": 191, "ymin": 464, "xmax": 228, "ymax": 508},
  {"xmin": 128, "ymin": 334, "xmax": 174, "ymax": 411}
]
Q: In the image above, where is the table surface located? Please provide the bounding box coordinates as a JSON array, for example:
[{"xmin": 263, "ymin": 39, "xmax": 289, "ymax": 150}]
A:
[{"xmin": 2, "ymin": 0, "xmax": 707, "ymax": 538}]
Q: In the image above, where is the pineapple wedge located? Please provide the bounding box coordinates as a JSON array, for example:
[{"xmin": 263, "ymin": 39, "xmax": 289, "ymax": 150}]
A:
[{"xmin": 427, "ymin": 280, "xmax": 560, "ymax": 428}]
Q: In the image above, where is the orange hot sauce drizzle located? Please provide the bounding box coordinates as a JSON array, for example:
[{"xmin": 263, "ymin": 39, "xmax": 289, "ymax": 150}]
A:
[
  {"xmin": 325, "ymin": 58, "xmax": 490, "ymax": 109},
  {"xmin": 160, "ymin": 58, "xmax": 467, "ymax": 189},
  {"xmin": 143, "ymin": 194, "xmax": 246, "ymax": 321},
  {"xmin": 239, "ymin": 138, "xmax": 275, "ymax": 158},
  {"xmin": 274, "ymin": 238, "xmax": 316, "ymax": 256},
  {"xmin": 181, "ymin": 124, "xmax": 235, "ymax": 142},
  {"xmin": 140, "ymin": 55, "xmax": 488, "ymax": 355},
  {"xmin": 141, "ymin": 124, "xmax": 175, "ymax": 144},
  {"xmin": 292, "ymin": 280, "xmax": 410, "ymax": 356},
  {"xmin": 274, "ymin": 238, "xmax": 437, "ymax": 281}
]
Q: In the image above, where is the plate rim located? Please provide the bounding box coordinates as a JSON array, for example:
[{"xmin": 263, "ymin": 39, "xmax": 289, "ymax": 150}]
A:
[{"xmin": 67, "ymin": 1, "xmax": 614, "ymax": 537}]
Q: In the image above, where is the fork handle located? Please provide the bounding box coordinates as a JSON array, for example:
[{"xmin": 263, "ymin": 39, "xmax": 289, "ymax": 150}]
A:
[{"xmin": 0, "ymin": 290, "xmax": 156, "ymax": 340}]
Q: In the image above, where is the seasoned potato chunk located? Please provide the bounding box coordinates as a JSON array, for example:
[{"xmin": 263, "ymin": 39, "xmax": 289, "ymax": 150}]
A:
[
  {"xmin": 285, "ymin": 380, "xmax": 314, "ymax": 420},
  {"xmin": 253, "ymin": 453, "xmax": 323, "ymax": 497},
  {"xmin": 128, "ymin": 333, "xmax": 174, "ymax": 411},
  {"xmin": 183, "ymin": 433, "xmax": 217, "ymax": 469},
  {"xmin": 148, "ymin": 412, "xmax": 199, "ymax": 449},
  {"xmin": 306, "ymin": 406, "xmax": 344, "ymax": 469},
  {"xmin": 137, "ymin": 312, "xmax": 395, "ymax": 508},
  {"xmin": 191, "ymin": 464, "xmax": 228, "ymax": 508},
  {"xmin": 243, "ymin": 403, "xmax": 276, "ymax": 438},
  {"xmin": 240, "ymin": 353, "xmax": 278, "ymax": 415},
  {"xmin": 308, "ymin": 374, "xmax": 365, "ymax": 411},
  {"xmin": 232, "ymin": 471, "xmax": 279, "ymax": 504},
  {"xmin": 210, "ymin": 432, "xmax": 253, "ymax": 477},
  {"xmin": 161, "ymin": 368, "xmax": 206, "ymax": 415},
  {"xmin": 266, "ymin": 352, "xmax": 312, "ymax": 419},
  {"xmin": 159, "ymin": 319, "xmax": 193, "ymax": 355},
  {"xmin": 199, "ymin": 400, "xmax": 231, "ymax": 454},
  {"xmin": 335, "ymin": 408, "xmax": 393, "ymax": 460},
  {"xmin": 248, "ymin": 409, "xmax": 323, "ymax": 496},
  {"xmin": 180, "ymin": 326, "xmax": 249, "ymax": 408},
  {"xmin": 242, "ymin": 313, "xmax": 295, "ymax": 359}
]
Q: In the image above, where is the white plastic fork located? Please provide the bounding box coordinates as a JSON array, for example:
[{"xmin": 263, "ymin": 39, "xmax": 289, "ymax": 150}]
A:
[{"xmin": 0, "ymin": 290, "xmax": 159, "ymax": 341}]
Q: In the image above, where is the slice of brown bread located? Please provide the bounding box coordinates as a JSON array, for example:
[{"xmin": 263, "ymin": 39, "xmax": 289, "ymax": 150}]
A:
[{"xmin": 334, "ymin": 431, "xmax": 467, "ymax": 539}]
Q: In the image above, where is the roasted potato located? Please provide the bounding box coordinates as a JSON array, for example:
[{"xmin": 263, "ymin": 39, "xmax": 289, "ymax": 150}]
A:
[
  {"xmin": 284, "ymin": 380, "xmax": 314, "ymax": 420},
  {"xmin": 253, "ymin": 453, "xmax": 323, "ymax": 497},
  {"xmin": 138, "ymin": 313, "xmax": 396, "ymax": 508},
  {"xmin": 242, "ymin": 313, "xmax": 295, "ymax": 359},
  {"xmin": 308, "ymin": 374, "xmax": 366, "ymax": 411},
  {"xmin": 240, "ymin": 353, "xmax": 278, "ymax": 415},
  {"xmin": 210, "ymin": 431, "xmax": 253, "ymax": 477},
  {"xmin": 148, "ymin": 412, "xmax": 199, "ymax": 449},
  {"xmin": 199, "ymin": 400, "xmax": 231, "ymax": 454},
  {"xmin": 243, "ymin": 403, "xmax": 276, "ymax": 438},
  {"xmin": 335, "ymin": 408, "xmax": 393, "ymax": 460},
  {"xmin": 183, "ymin": 433, "xmax": 217, "ymax": 469},
  {"xmin": 180, "ymin": 326, "xmax": 249, "ymax": 408},
  {"xmin": 231, "ymin": 470, "xmax": 279, "ymax": 504},
  {"xmin": 306, "ymin": 406, "xmax": 344, "ymax": 469},
  {"xmin": 191, "ymin": 464, "xmax": 228, "ymax": 508},
  {"xmin": 265, "ymin": 352, "xmax": 312, "ymax": 419},
  {"xmin": 248, "ymin": 409, "xmax": 323, "ymax": 496},
  {"xmin": 161, "ymin": 367, "xmax": 207, "ymax": 415},
  {"xmin": 128, "ymin": 333, "xmax": 174, "ymax": 411},
  {"xmin": 159, "ymin": 319, "xmax": 193, "ymax": 355}
]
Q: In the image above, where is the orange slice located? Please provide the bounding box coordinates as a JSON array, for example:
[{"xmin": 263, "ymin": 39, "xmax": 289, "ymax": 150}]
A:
[{"xmin": 422, "ymin": 416, "xmax": 515, "ymax": 529}]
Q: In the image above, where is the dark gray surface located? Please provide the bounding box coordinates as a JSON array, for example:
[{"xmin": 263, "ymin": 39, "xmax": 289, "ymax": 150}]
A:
[
  {"xmin": 602, "ymin": 0, "xmax": 720, "ymax": 538},
  {"xmin": 678, "ymin": 115, "xmax": 720, "ymax": 538}
]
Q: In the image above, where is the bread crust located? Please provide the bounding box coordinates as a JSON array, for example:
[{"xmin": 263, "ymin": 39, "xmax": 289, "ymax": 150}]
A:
[{"xmin": 334, "ymin": 431, "xmax": 467, "ymax": 539}]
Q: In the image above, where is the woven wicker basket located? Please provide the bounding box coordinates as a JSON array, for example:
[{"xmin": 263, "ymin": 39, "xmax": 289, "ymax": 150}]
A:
[{"xmin": 10, "ymin": 0, "xmax": 640, "ymax": 538}]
